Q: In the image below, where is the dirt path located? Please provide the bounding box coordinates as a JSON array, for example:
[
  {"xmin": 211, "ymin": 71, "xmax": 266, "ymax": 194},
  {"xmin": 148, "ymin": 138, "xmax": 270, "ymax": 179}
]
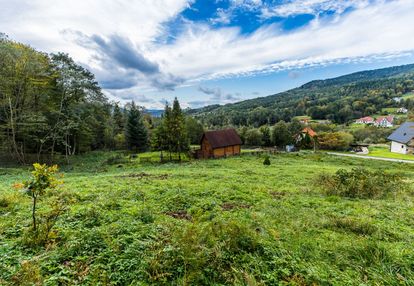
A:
[{"xmin": 327, "ymin": 152, "xmax": 414, "ymax": 164}]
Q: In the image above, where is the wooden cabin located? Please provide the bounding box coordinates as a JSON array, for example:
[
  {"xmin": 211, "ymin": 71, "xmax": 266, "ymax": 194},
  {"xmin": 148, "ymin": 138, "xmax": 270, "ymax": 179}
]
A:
[{"xmin": 198, "ymin": 129, "xmax": 242, "ymax": 159}]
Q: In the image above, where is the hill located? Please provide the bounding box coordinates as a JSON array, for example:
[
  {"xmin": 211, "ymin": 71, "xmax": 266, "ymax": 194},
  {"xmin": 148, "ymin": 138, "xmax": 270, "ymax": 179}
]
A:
[{"xmin": 188, "ymin": 64, "xmax": 414, "ymax": 127}]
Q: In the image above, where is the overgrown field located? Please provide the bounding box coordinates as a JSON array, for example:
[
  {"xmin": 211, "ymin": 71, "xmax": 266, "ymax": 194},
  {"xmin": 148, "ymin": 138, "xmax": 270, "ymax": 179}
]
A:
[{"xmin": 1, "ymin": 152, "xmax": 414, "ymax": 285}]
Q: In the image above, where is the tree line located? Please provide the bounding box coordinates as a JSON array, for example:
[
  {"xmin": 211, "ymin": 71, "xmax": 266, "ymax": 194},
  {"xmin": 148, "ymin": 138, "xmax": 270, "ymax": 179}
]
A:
[
  {"xmin": 0, "ymin": 35, "xmax": 204, "ymax": 164},
  {"xmin": 188, "ymin": 65, "xmax": 414, "ymax": 127}
]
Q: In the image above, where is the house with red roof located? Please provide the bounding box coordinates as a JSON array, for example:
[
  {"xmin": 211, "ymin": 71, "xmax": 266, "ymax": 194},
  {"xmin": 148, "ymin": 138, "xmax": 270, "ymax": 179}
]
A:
[
  {"xmin": 374, "ymin": 116, "xmax": 394, "ymax": 128},
  {"xmin": 295, "ymin": 127, "xmax": 317, "ymax": 151},
  {"xmin": 355, "ymin": 116, "xmax": 374, "ymax": 124}
]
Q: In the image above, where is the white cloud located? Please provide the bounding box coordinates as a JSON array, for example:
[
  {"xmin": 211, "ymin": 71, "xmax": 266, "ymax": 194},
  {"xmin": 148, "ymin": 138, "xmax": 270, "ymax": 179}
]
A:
[
  {"xmin": 1, "ymin": 0, "xmax": 414, "ymax": 106},
  {"xmin": 260, "ymin": 0, "xmax": 370, "ymax": 18},
  {"xmin": 153, "ymin": 0, "xmax": 414, "ymax": 82},
  {"xmin": 0, "ymin": 0, "xmax": 190, "ymax": 62}
]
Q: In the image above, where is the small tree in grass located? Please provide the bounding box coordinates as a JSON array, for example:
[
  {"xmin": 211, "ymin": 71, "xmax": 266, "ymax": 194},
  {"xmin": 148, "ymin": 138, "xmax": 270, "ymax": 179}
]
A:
[
  {"xmin": 23, "ymin": 164, "xmax": 60, "ymax": 231},
  {"xmin": 263, "ymin": 155, "xmax": 271, "ymax": 165}
]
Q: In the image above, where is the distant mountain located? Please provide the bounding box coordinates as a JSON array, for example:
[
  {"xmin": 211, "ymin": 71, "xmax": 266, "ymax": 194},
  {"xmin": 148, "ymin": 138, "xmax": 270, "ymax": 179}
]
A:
[
  {"xmin": 145, "ymin": 109, "xmax": 164, "ymax": 117},
  {"xmin": 188, "ymin": 64, "xmax": 414, "ymax": 127}
]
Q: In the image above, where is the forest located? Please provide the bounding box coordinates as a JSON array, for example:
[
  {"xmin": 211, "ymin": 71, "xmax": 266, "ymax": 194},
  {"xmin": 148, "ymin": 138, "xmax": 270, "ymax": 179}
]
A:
[{"xmin": 0, "ymin": 35, "xmax": 204, "ymax": 165}]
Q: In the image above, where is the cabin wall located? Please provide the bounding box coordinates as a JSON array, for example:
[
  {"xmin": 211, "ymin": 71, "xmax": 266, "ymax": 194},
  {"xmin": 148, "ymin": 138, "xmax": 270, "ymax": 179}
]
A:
[
  {"xmin": 212, "ymin": 145, "xmax": 241, "ymax": 158},
  {"xmin": 233, "ymin": 145, "xmax": 241, "ymax": 154},
  {"xmin": 213, "ymin": 147, "xmax": 225, "ymax": 157},
  {"xmin": 200, "ymin": 137, "xmax": 213, "ymax": 158},
  {"xmin": 390, "ymin": 141, "xmax": 408, "ymax": 154}
]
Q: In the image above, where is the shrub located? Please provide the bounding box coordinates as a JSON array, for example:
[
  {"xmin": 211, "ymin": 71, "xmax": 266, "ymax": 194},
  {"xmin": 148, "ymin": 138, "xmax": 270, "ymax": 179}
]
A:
[
  {"xmin": 317, "ymin": 168, "xmax": 405, "ymax": 199},
  {"xmin": 138, "ymin": 208, "xmax": 155, "ymax": 224},
  {"xmin": 318, "ymin": 131, "xmax": 354, "ymax": 150},
  {"xmin": 244, "ymin": 128, "xmax": 263, "ymax": 146},
  {"xmin": 352, "ymin": 126, "xmax": 393, "ymax": 144},
  {"xmin": 263, "ymin": 155, "xmax": 271, "ymax": 165},
  {"xmin": 22, "ymin": 164, "xmax": 61, "ymax": 231},
  {"xmin": 0, "ymin": 196, "xmax": 9, "ymax": 208}
]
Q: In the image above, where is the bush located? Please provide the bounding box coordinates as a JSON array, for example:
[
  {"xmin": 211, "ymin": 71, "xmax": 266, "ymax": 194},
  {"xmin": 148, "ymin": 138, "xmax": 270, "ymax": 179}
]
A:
[
  {"xmin": 263, "ymin": 155, "xmax": 271, "ymax": 165},
  {"xmin": 138, "ymin": 208, "xmax": 155, "ymax": 224},
  {"xmin": 0, "ymin": 196, "xmax": 9, "ymax": 208},
  {"xmin": 318, "ymin": 131, "xmax": 354, "ymax": 150},
  {"xmin": 244, "ymin": 128, "xmax": 263, "ymax": 146},
  {"xmin": 317, "ymin": 168, "xmax": 405, "ymax": 199},
  {"xmin": 352, "ymin": 126, "xmax": 393, "ymax": 144}
]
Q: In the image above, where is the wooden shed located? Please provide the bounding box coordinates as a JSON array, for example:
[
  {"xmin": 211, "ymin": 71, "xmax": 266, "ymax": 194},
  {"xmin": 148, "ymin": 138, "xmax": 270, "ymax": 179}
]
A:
[{"xmin": 198, "ymin": 129, "xmax": 242, "ymax": 159}]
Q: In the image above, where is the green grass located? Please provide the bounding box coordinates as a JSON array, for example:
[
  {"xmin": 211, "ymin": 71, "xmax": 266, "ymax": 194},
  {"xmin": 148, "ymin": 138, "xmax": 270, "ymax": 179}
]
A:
[
  {"xmin": 402, "ymin": 92, "xmax": 414, "ymax": 99},
  {"xmin": 367, "ymin": 145, "xmax": 414, "ymax": 161},
  {"xmin": 1, "ymin": 151, "xmax": 414, "ymax": 285},
  {"xmin": 381, "ymin": 107, "xmax": 398, "ymax": 113}
]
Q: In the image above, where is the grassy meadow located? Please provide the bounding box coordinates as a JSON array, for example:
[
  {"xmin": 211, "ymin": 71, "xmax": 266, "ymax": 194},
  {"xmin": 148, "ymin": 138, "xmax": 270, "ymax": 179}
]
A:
[
  {"xmin": 367, "ymin": 145, "xmax": 414, "ymax": 161},
  {"xmin": 1, "ymin": 152, "xmax": 414, "ymax": 285}
]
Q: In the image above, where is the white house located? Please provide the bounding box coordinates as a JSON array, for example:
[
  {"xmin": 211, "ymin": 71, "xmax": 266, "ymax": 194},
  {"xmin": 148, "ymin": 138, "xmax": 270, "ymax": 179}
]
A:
[
  {"xmin": 387, "ymin": 122, "xmax": 414, "ymax": 154},
  {"xmin": 393, "ymin": 97, "xmax": 402, "ymax": 103},
  {"xmin": 355, "ymin": 116, "xmax": 374, "ymax": 124},
  {"xmin": 397, "ymin": 107, "xmax": 408, "ymax": 114},
  {"xmin": 374, "ymin": 116, "xmax": 394, "ymax": 128}
]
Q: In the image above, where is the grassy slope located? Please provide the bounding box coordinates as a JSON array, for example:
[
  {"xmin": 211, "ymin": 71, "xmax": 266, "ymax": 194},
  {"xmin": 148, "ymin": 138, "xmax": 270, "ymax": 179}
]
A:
[
  {"xmin": 367, "ymin": 146, "xmax": 414, "ymax": 161},
  {"xmin": 1, "ymin": 152, "xmax": 414, "ymax": 285}
]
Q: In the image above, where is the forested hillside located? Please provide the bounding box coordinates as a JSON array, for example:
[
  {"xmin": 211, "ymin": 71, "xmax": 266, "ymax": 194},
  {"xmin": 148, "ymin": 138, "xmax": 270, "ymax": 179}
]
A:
[
  {"xmin": 0, "ymin": 35, "xmax": 117, "ymax": 164},
  {"xmin": 188, "ymin": 64, "xmax": 414, "ymax": 127},
  {"xmin": 0, "ymin": 35, "xmax": 204, "ymax": 165}
]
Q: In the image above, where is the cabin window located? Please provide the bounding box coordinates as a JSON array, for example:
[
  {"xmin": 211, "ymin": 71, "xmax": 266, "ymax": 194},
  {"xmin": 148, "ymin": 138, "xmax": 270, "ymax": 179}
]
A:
[{"xmin": 402, "ymin": 145, "xmax": 404, "ymax": 148}]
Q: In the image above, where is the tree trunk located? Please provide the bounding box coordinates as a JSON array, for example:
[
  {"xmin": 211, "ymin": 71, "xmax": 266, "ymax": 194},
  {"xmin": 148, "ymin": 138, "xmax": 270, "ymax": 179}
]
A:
[
  {"xmin": 8, "ymin": 96, "xmax": 24, "ymax": 164},
  {"xmin": 32, "ymin": 194, "xmax": 37, "ymax": 231}
]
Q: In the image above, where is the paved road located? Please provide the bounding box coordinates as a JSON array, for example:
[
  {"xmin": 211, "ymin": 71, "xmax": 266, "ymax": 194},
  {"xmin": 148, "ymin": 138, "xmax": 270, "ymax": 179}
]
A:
[{"xmin": 327, "ymin": 152, "xmax": 414, "ymax": 164}]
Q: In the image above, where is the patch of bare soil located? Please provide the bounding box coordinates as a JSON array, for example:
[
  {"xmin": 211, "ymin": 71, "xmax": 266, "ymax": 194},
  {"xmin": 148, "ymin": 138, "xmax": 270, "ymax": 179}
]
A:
[
  {"xmin": 119, "ymin": 172, "xmax": 169, "ymax": 180},
  {"xmin": 270, "ymin": 191, "xmax": 286, "ymax": 199},
  {"xmin": 221, "ymin": 202, "xmax": 251, "ymax": 210},
  {"xmin": 164, "ymin": 210, "xmax": 192, "ymax": 220}
]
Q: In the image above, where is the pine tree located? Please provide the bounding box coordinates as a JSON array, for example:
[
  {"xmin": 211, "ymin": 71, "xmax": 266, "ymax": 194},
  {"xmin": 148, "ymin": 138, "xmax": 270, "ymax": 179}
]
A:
[
  {"xmin": 113, "ymin": 103, "xmax": 124, "ymax": 135},
  {"xmin": 171, "ymin": 97, "xmax": 189, "ymax": 161},
  {"xmin": 163, "ymin": 103, "xmax": 173, "ymax": 160},
  {"xmin": 125, "ymin": 101, "xmax": 148, "ymax": 152}
]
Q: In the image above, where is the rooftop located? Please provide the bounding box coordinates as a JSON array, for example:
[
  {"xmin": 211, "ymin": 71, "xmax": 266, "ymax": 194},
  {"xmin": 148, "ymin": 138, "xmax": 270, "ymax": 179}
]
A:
[{"xmin": 387, "ymin": 122, "xmax": 414, "ymax": 144}]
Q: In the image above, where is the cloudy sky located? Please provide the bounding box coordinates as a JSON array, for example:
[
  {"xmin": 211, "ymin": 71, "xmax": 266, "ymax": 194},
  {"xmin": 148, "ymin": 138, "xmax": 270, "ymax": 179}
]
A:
[{"xmin": 1, "ymin": 0, "xmax": 414, "ymax": 108}]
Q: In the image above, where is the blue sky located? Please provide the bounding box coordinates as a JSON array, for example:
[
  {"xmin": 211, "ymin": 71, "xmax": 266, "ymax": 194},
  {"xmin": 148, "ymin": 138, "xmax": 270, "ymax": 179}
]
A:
[{"xmin": 1, "ymin": 0, "xmax": 414, "ymax": 108}]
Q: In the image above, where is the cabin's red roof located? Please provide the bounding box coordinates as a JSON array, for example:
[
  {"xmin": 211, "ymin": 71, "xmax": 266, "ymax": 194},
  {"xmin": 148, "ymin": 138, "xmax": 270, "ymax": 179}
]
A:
[
  {"xmin": 375, "ymin": 116, "xmax": 394, "ymax": 123},
  {"xmin": 302, "ymin": 127, "xmax": 316, "ymax": 137},
  {"xmin": 201, "ymin": 129, "xmax": 242, "ymax": 149},
  {"xmin": 357, "ymin": 116, "xmax": 374, "ymax": 121}
]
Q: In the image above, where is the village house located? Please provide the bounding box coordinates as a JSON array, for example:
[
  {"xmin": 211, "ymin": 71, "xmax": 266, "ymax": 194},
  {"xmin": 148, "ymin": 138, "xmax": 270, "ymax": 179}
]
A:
[
  {"xmin": 397, "ymin": 107, "xmax": 408, "ymax": 114},
  {"xmin": 387, "ymin": 122, "xmax": 414, "ymax": 154},
  {"xmin": 374, "ymin": 116, "xmax": 394, "ymax": 128},
  {"xmin": 197, "ymin": 129, "xmax": 242, "ymax": 159},
  {"xmin": 295, "ymin": 127, "xmax": 317, "ymax": 150},
  {"xmin": 393, "ymin": 97, "xmax": 402, "ymax": 103},
  {"xmin": 355, "ymin": 116, "xmax": 374, "ymax": 124}
]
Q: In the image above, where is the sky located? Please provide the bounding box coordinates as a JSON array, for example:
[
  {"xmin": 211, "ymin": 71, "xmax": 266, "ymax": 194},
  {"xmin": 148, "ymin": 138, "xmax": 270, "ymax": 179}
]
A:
[{"xmin": 1, "ymin": 0, "xmax": 414, "ymax": 109}]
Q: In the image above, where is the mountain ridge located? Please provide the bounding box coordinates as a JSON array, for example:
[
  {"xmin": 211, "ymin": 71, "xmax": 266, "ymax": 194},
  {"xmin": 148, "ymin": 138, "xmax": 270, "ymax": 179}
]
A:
[{"xmin": 188, "ymin": 63, "xmax": 414, "ymax": 127}]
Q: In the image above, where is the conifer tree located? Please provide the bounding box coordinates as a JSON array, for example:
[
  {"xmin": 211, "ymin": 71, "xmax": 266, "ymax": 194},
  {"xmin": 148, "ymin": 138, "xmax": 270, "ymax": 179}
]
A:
[
  {"xmin": 171, "ymin": 97, "xmax": 189, "ymax": 161},
  {"xmin": 113, "ymin": 103, "xmax": 125, "ymax": 135},
  {"xmin": 125, "ymin": 101, "xmax": 148, "ymax": 152}
]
